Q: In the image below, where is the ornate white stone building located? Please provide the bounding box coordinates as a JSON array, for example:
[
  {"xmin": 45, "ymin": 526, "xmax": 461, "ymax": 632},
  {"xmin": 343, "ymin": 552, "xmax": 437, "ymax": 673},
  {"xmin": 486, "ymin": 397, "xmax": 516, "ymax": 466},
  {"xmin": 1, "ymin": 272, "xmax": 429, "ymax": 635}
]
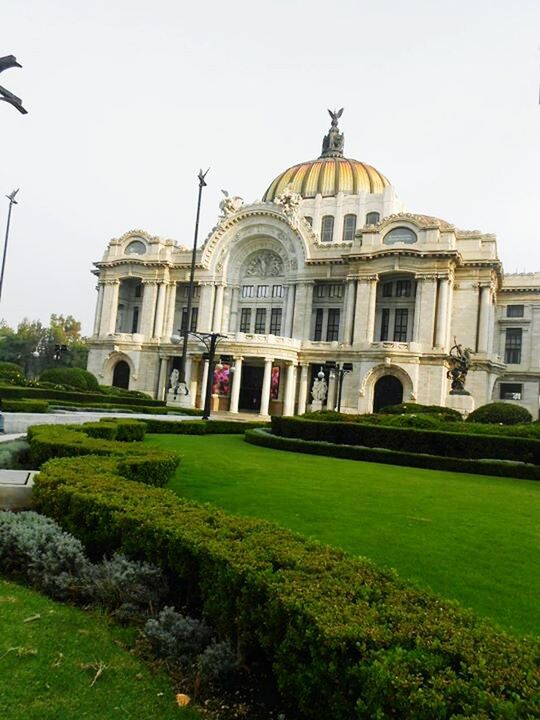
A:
[{"xmin": 87, "ymin": 111, "xmax": 540, "ymax": 418}]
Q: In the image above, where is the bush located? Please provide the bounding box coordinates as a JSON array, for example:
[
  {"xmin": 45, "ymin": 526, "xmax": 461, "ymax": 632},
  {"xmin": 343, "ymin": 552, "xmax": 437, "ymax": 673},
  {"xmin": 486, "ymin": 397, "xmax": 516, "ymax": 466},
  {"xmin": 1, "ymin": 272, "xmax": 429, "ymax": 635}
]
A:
[
  {"xmin": 98, "ymin": 385, "xmax": 151, "ymax": 399},
  {"xmin": 377, "ymin": 413, "xmax": 441, "ymax": 429},
  {"xmin": 32, "ymin": 461, "xmax": 540, "ymax": 720},
  {"xmin": 0, "ymin": 439, "xmax": 30, "ymax": 469},
  {"xmin": 0, "ymin": 511, "xmax": 90, "ymax": 600},
  {"xmin": 197, "ymin": 641, "xmax": 239, "ymax": 685},
  {"xmin": 144, "ymin": 607, "xmax": 213, "ymax": 667},
  {"xmin": 271, "ymin": 416, "xmax": 540, "ymax": 465},
  {"xmin": 39, "ymin": 367, "xmax": 100, "ymax": 392},
  {"xmin": 246, "ymin": 428, "xmax": 540, "ymax": 481},
  {"xmin": 142, "ymin": 418, "xmax": 267, "ymax": 434},
  {"xmin": 83, "ymin": 553, "xmax": 168, "ymax": 621},
  {"xmin": 0, "ymin": 361, "xmax": 25, "ymax": 385},
  {"xmin": 379, "ymin": 402, "xmax": 462, "ymax": 420},
  {"xmin": 467, "ymin": 402, "xmax": 533, "ymax": 425},
  {"xmin": 0, "ymin": 384, "xmax": 165, "ymax": 408},
  {"xmin": 2, "ymin": 399, "xmax": 49, "ymax": 413},
  {"xmin": 27, "ymin": 423, "xmax": 179, "ymax": 487}
]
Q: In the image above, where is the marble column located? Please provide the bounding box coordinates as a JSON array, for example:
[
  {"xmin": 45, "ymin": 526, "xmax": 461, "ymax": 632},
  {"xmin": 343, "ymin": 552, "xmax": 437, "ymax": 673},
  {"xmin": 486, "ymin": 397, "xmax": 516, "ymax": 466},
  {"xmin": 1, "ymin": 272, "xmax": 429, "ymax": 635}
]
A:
[
  {"xmin": 292, "ymin": 282, "xmax": 313, "ymax": 338},
  {"xmin": 326, "ymin": 371, "xmax": 337, "ymax": 411},
  {"xmin": 93, "ymin": 282, "xmax": 105, "ymax": 336},
  {"xmin": 283, "ymin": 362, "xmax": 297, "ymax": 416},
  {"xmin": 157, "ymin": 356, "xmax": 168, "ymax": 400},
  {"xmin": 140, "ymin": 281, "xmax": 159, "ymax": 338},
  {"xmin": 229, "ymin": 356, "xmax": 243, "ymax": 413},
  {"xmin": 416, "ymin": 276, "xmax": 437, "ymax": 347},
  {"xmin": 212, "ymin": 284, "xmax": 225, "ymax": 333},
  {"xmin": 297, "ymin": 363, "xmax": 309, "ymax": 415},
  {"xmin": 259, "ymin": 357, "xmax": 273, "ymax": 416},
  {"xmin": 100, "ymin": 280, "xmax": 120, "ymax": 336},
  {"xmin": 412, "ymin": 279, "xmax": 423, "ymax": 343},
  {"xmin": 477, "ymin": 284, "xmax": 492, "ymax": 353},
  {"xmin": 163, "ymin": 282, "xmax": 177, "ymax": 338},
  {"xmin": 284, "ymin": 284, "xmax": 295, "ymax": 337},
  {"xmin": 221, "ymin": 286, "xmax": 231, "ymax": 335},
  {"xmin": 434, "ymin": 277, "xmax": 450, "ymax": 348},
  {"xmin": 353, "ymin": 276, "xmax": 377, "ymax": 344},
  {"xmin": 197, "ymin": 283, "xmax": 215, "ymax": 332},
  {"xmin": 153, "ymin": 282, "xmax": 167, "ymax": 338},
  {"xmin": 198, "ymin": 359, "xmax": 209, "ymax": 410},
  {"xmin": 342, "ymin": 279, "xmax": 356, "ymax": 345},
  {"xmin": 228, "ymin": 286, "xmax": 239, "ymax": 333}
]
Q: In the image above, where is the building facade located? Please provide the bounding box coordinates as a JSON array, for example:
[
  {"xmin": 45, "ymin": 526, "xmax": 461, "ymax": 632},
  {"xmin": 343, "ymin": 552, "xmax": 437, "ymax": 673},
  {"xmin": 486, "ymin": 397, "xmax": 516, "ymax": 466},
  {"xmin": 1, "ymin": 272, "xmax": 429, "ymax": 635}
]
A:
[{"xmin": 87, "ymin": 112, "xmax": 540, "ymax": 418}]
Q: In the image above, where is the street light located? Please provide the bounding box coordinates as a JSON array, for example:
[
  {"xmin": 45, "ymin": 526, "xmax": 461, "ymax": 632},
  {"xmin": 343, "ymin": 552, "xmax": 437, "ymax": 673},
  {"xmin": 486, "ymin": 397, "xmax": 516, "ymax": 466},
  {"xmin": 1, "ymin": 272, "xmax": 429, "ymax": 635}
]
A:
[
  {"xmin": 178, "ymin": 168, "xmax": 209, "ymax": 396},
  {"xmin": 0, "ymin": 55, "xmax": 27, "ymax": 114},
  {"xmin": 324, "ymin": 361, "xmax": 353, "ymax": 412},
  {"xmin": 189, "ymin": 331, "xmax": 227, "ymax": 420},
  {"xmin": 0, "ymin": 189, "xmax": 19, "ymax": 304}
]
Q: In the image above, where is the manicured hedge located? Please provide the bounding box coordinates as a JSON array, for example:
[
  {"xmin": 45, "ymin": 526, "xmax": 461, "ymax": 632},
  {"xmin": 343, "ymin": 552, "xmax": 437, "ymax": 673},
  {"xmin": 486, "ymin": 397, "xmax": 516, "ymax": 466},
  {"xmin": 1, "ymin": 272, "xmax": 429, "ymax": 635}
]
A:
[
  {"xmin": 141, "ymin": 418, "xmax": 267, "ymax": 434},
  {"xmin": 246, "ymin": 429, "xmax": 540, "ymax": 481},
  {"xmin": 48, "ymin": 400, "xmax": 170, "ymax": 414},
  {"xmin": 2, "ymin": 399, "xmax": 50, "ymax": 413},
  {"xmin": 467, "ymin": 402, "xmax": 533, "ymax": 425},
  {"xmin": 379, "ymin": 402, "xmax": 463, "ymax": 420},
  {"xmin": 0, "ymin": 384, "xmax": 165, "ymax": 407},
  {"xmin": 272, "ymin": 416, "xmax": 540, "ymax": 465},
  {"xmin": 0, "ymin": 361, "xmax": 25, "ymax": 385},
  {"xmin": 27, "ymin": 422, "xmax": 178, "ymax": 487},
  {"xmin": 32, "ymin": 459, "xmax": 540, "ymax": 720},
  {"xmin": 39, "ymin": 367, "xmax": 100, "ymax": 392}
]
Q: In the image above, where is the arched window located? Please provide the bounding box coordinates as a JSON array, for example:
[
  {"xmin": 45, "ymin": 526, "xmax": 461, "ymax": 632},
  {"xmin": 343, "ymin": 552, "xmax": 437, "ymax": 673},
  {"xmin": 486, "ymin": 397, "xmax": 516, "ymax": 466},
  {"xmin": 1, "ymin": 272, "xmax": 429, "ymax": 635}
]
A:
[
  {"xmin": 366, "ymin": 212, "xmax": 380, "ymax": 225},
  {"xmin": 383, "ymin": 227, "xmax": 417, "ymax": 245},
  {"xmin": 342, "ymin": 214, "xmax": 357, "ymax": 242},
  {"xmin": 112, "ymin": 360, "xmax": 130, "ymax": 389},
  {"xmin": 321, "ymin": 215, "xmax": 334, "ymax": 243}
]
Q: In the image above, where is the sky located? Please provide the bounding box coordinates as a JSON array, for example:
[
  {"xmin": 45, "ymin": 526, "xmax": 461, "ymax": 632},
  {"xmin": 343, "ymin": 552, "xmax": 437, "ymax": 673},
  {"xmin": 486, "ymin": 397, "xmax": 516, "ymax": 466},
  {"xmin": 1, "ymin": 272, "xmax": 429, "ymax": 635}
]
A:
[{"xmin": 1, "ymin": 0, "xmax": 540, "ymax": 335}]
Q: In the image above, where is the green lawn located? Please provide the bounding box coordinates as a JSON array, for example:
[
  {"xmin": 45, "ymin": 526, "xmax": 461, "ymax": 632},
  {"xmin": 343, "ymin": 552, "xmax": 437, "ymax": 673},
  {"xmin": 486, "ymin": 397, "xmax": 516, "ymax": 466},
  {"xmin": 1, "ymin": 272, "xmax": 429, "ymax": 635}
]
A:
[
  {"xmin": 146, "ymin": 434, "xmax": 540, "ymax": 637},
  {"xmin": 0, "ymin": 577, "xmax": 199, "ymax": 720}
]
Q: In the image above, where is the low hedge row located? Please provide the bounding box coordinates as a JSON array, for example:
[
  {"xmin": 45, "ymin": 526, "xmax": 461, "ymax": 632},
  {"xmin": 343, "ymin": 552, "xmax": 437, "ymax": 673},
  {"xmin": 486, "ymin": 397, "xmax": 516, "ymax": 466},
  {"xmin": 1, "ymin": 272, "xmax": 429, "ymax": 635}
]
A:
[
  {"xmin": 140, "ymin": 418, "xmax": 267, "ymax": 434},
  {"xmin": 3, "ymin": 399, "xmax": 50, "ymax": 413},
  {"xmin": 0, "ymin": 384, "xmax": 165, "ymax": 407},
  {"xmin": 272, "ymin": 416, "xmax": 540, "ymax": 465},
  {"xmin": 32, "ymin": 459, "xmax": 540, "ymax": 719},
  {"xmin": 27, "ymin": 421, "xmax": 178, "ymax": 487},
  {"xmin": 246, "ymin": 429, "xmax": 540, "ymax": 481},
  {"xmin": 47, "ymin": 400, "xmax": 170, "ymax": 414}
]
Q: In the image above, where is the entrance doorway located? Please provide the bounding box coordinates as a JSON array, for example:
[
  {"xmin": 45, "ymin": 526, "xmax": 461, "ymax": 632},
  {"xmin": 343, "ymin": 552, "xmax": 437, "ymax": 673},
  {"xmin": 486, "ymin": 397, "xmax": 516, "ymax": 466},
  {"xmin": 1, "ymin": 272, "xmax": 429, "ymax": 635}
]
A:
[
  {"xmin": 239, "ymin": 365, "xmax": 264, "ymax": 412},
  {"xmin": 373, "ymin": 375, "xmax": 403, "ymax": 412},
  {"xmin": 112, "ymin": 360, "xmax": 130, "ymax": 389}
]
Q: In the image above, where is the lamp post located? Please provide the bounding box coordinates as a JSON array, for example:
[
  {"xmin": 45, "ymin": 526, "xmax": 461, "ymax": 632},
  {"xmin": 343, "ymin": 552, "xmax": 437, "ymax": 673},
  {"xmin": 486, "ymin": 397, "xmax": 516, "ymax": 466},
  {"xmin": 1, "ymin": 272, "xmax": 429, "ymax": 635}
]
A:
[
  {"xmin": 324, "ymin": 361, "xmax": 353, "ymax": 412},
  {"xmin": 189, "ymin": 331, "xmax": 226, "ymax": 420},
  {"xmin": 0, "ymin": 189, "xmax": 19, "ymax": 305},
  {"xmin": 178, "ymin": 168, "xmax": 209, "ymax": 396},
  {"xmin": 0, "ymin": 55, "xmax": 27, "ymax": 114}
]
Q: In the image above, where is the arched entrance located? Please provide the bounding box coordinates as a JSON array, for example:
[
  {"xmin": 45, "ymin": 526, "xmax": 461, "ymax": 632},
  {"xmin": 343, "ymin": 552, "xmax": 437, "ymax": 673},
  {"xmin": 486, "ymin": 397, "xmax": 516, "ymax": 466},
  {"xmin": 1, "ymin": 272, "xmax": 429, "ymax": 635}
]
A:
[
  {"xmin": 373, "ymin": 375, "xmax": 403, "ymax": 412},
  {"xmin": 112, "ymin": 360, "xmax": 130, "ymax": 389}
]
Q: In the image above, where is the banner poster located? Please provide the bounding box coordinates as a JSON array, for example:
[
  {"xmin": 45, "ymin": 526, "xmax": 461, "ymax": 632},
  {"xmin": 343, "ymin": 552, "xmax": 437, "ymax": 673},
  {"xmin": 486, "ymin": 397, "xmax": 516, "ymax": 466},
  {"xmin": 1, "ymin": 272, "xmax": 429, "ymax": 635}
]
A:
[
  {"xmin": 271, "ymin": 366, "xmax": 280, "ymax": 400},
  {"xmin": 212, "ymin": 362, "xmax": 231, "ymax": 395}
]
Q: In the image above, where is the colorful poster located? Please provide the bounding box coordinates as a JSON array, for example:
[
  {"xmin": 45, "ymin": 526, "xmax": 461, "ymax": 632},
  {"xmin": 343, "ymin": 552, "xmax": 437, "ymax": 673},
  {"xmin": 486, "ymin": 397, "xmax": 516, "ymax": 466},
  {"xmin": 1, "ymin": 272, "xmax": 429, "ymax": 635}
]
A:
[
  {"xmin": 212, "ymin": 363, "xmax": 231, "ymax": 395},
  {"xmin": 271, "ymin": 366, "xmax": 280, "ymax": 400}
]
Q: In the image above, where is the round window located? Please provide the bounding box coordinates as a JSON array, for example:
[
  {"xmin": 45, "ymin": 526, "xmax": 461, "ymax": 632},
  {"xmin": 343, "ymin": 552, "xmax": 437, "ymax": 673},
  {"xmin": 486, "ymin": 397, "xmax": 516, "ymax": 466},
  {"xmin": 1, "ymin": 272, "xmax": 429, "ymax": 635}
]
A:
[
  {"xmin": 125, "ymin": 240, "xmax": 147, "ymax": 255},
  {"xmin": 383, "ymin": 227, "xmax": 417, "ymax": 245}
]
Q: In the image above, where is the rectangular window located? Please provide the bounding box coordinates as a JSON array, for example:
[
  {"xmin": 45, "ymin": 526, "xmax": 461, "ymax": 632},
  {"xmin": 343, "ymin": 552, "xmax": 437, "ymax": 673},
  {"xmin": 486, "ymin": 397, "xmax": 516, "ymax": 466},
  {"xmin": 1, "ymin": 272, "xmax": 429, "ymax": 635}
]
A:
[
  {"xmin": 328, "ymin": 284, "xmax": 344, "ymax": 298},
  {"xmin": 254, "ymin": 308, "xmax": 266, "ymax": 334},
  {"xmin": 499, "ymin": 383, "xmax": 522, "ymax": 400},
  {"xmin": 134, "ymin": 284, "xmax": 142, "ymax": 298},
  {"xmin": 239, "ymin": 307, "xmax": 251, "ymax": 332},
  {"xmin": 321, "ymin": 215, "xmax": 335, "ymax": 243},
  {"xmin": 314, "ymin": 284, "xmax": 325, "ymax": 298},
  {"xmin": 272, "ymin": 285, "xmax": 283, "ymax": 298},
  {"xmin": 314, "ymin": 308, "xmax": 324, "ymax": 340},
  {"xmin": 342, "ymin": 214, "xmax": 357, "ymax": 242},
  {"xmin": 326, "ymin": 309, "xmax": 340, "ymax": 341},
  {"xmin": 396, "ymin": 280, "xmax": 412, "ymax": 297},
  {"xmin": 270, "ymin": 307, "xmax": 282, "ymax": 335},
  {"xmin": 380, "ymin": 308, "xmax": 390, "ymax": 340},
  {"xmin": 180, "ymin": 307, "xmax": 188, "ymax": 333},
  {"xmin": 241, "ymin": 285, "xmax": 253, "ymax": 298},
  {"xmin": 505, "ymin": 327, "xmax": 522, "ymax": 364},
  {"xmin": 190, "ymin": 307, "xmax": 198, "ymax": 332},
  {"xmin": 131, "ymin": 307, "xmax": 139, "ymax": 333},
  {"xmin": 507, "ymin": 305, "xmax": 524, "ymax": 318},
  {"xmin": 393, "ymin": 308, "xmax": 409, "ymax": 341},
  {"xmin": 382, "ymin": 282, "xmax": 393, "ymax": 298},
  {"xmin": 257, "ymin": 285, "xmax": 269, "ymax": 298}
]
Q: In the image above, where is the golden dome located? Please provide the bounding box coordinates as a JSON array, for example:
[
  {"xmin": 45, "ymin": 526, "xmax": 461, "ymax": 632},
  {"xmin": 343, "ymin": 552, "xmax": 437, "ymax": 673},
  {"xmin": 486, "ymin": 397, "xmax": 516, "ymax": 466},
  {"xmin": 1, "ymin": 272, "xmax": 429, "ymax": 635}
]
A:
[
  {"xmin": 263, "ymin": 108, "xmax": 390, "ymax": 201},
  {"xmin": 263, "ymin": 157, "xmax": 390, "ymax": 202}
]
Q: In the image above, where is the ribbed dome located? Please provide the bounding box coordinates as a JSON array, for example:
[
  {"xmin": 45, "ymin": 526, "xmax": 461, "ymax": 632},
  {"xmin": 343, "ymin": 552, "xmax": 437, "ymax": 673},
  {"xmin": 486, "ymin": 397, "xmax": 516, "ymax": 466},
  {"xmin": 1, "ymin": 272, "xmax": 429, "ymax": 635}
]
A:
[{"xmin": 263, "ymin": 156, "xmax": 390, "ymax": 202}]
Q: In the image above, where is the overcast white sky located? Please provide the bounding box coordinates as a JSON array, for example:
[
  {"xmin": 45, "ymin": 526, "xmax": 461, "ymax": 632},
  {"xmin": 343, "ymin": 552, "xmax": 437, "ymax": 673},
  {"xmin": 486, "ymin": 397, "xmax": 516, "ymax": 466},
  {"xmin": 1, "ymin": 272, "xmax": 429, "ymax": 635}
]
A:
[{"xmin": 2, "ymin": 0, "xmax": 539, "ymax": 334}]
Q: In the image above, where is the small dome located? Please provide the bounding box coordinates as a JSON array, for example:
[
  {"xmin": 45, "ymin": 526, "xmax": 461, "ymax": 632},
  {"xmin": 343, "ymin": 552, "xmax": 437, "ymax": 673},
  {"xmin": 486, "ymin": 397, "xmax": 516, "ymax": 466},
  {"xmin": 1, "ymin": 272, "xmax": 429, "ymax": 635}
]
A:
[{"xmin": 263, "ymin": 108, "xmax": 390, "ymax": 201}]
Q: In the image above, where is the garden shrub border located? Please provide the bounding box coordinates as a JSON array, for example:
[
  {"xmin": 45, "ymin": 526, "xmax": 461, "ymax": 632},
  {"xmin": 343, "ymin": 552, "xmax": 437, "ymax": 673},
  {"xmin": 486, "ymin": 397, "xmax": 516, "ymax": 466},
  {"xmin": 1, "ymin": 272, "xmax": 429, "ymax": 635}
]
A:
[
  {"xmin": 32, "ymin": 454, "xmax": 540, "ymax": 720},
  {"xmin": 0, "ymin": 384, "xmax": 165, "ymax": 407},
  {"xmin": 3, "ymin": 398, "xmax": 50, "ymax": 413},
  {"xmin": 138, "ymin": 418, "xmax": 267, "ymax": 434},
  {"xmin": 271, "ymin": 416, "xmax": 540, "ymax": 465},
  {"xmin": 246, "ymin": 428, "xmax": 540, "ymax": 481}
]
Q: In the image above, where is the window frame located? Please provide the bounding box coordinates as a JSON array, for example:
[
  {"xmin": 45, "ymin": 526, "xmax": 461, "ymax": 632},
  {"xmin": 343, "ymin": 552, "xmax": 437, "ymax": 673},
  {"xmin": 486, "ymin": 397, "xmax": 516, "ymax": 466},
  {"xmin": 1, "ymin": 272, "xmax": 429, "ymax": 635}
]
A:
[
  {"xmin": 342, "ymin": 214, "xmax": 357, "ymax": 242},
  {"xmin": 504, "ymin": 327, "xmax": 522, "ymax": 364},
  {"xmin": 254, "ymin": 307, "xmax": 267, "ymax": 334},
  {"xmin": 506, "ymin": 305, "xmax": 524, "ymax": 318},
  {"xmin": 499, "ymin": 382, "xmax": 523, "ymax": 400},
  {"xmin": 321, "ymin": 215, "xmax": 335, "ymax": 243},
  {"xmin": 393, "ymin": 308, "xmax": 409, "ymax": 342},
  {"xmin": 314, "ymin": 308, "xmax": 324, "ymax": 341},
  {"xmin": 239, "ymin": 307, "xmax": 252, "ymax": 333},
  {"xmin": 366, "ymin": 211, "xmax": 380, "ymax": 225},
  {"xmin": 269, "ymin": 307, "xmax": 282, "ymax": 335},
  {"xmin": 326, "ymin": 308, "xmax": 340, "ymax": 342}
]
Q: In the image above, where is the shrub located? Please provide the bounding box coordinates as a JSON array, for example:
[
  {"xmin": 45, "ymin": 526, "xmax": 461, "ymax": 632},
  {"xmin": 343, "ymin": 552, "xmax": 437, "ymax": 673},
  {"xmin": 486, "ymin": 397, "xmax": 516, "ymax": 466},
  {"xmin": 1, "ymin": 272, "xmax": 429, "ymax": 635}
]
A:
[
  {"xmin": 143, "ymin": 607, "xmax": 213, "ymax": 667},
  {"xmin": 197, "ymin": 641, "xmax": 239, "ymax": 685},
  {"xmin": 271, "ymin": 416, "xmax": 540, "ymax": 465},
  {"xmin": 379, "ymin": 402, "xmax": 462, "ymax": 420},
  {"xmin": 32, "ymin": 461, "xmax": 540, "ymax": 720},
  {"xmin": 98, "ymin": 418, "xmax": 147, "ymax": 442},
  {"xmin": 83, "ymin": 553, "xmax": 167, "ymax": 621},
  {"xmin": 39, "ymin": 367, "xmax": 100, "ymax": 392},
  {"xmin": 2, "ymin": 399, "xmax": 49, "ymax": 413},
  {"xmin": 142, "ymin": 418, "xmax": 267, "ymax": 434},
  {"xmin": 81, "ymin": 421, "xmax": 118, "ymax": 440},
  {"xmin": 0, "ymin": 439, "xmax": 30, "ymax": 469},
  {"xmin": 0, "ymin": 511, "xmax": 90, "ymax": 600},
  {"xmin": 0, "ymin": 361, "xmax": 25, "ymax": 385},
  {"xmin": 467, "ymin": 402, "xmax": 533, "ymax": 425},
  {"xmin": 0, "ymin": 385, "xmax": 165, "ymax": 407},
  {"xmin": 377, "ymin": 413, "xmax": 441, "ymax": 429},
  {"xmin": 98, "ymin": 385, "xmax": 151, "ymax": 399}
]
